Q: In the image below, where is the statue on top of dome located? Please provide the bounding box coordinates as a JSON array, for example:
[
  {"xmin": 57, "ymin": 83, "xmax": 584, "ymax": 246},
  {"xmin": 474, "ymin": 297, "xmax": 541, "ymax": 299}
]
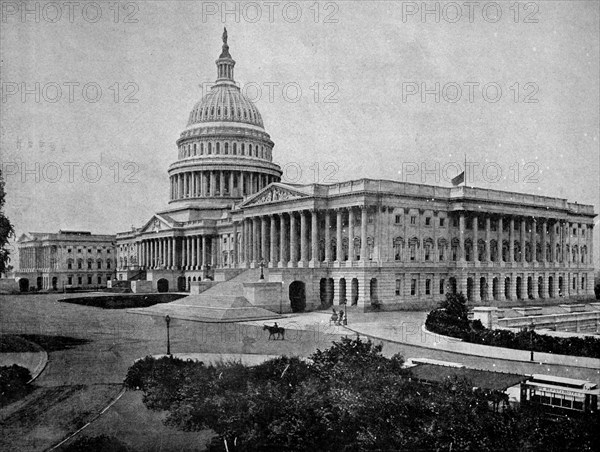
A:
[{"xmin": 223, "ymin": 27, "xmax": 228, "ymax": 45}]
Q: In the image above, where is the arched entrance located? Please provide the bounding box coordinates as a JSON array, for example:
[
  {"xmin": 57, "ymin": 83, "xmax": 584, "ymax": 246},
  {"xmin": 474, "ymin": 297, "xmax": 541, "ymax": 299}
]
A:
[
  {"xmin": 370, "ymin": 278, "xmax": 378, "ymax": 304},
  {"xmin": 492, "ymin": 277, "xmax": 499, "ymax": 300},
  {"xmin": 466, "ymin": 278, "xmax": 473, "ymax": 302},
  {"xmin": 36, "ymin": 276, "xmax": 43, "ymax": 290},
  {"xmin": 527, "ymin": 276, "xmax": 533, "ymax": 299},
  {"xmin": 157, "ymin": 278, "xmax": 169, "ymax": 293},
  {"xmin": 538, "ymin": 276, "xmax": 543, "ymax": 298},
  {"xmin": 339, "ymin": 278, "xmax": 347, "ymax": 304},
  {"xmin": 516, "ymin": 276, "xmax": 522, "ymax": 300},
  {"xmin": 480, "ymin": 277, "xmax": 486, "ymax": 301},
  {"xmin": 351, "ymin": 278, "xmax": 359, "ymax": 305},
  {"xmin": 289, "ymin": 281, "xmax": 306, "ymax": 312},
  {"xmin": 548, "ymin": 276, "xmax": 554, "ymax": 297},
  {"xmin": 448, "ymin": 277, "xmax": 457, "ymax": 295},
  {"xmin": 177, "ymin": 276, "xmax": 186, "ymax": 292},
  {"xmin": 504, "ymin": 277, "xmax": 510, "ymax": 300},
  {"xmin": 319, "ymin": 278, "xmax": 334, "ymax": 308},
  {"xmin": 19, "ymin": 278, "xmax": 29, "ymax": 292},
  {"xmin": 558, "ymin": 276, "xmax": 564, "ymax": 296},
  {"xmin": 51, "ymin": 276, "xmax": 58, "ymax": 290}
]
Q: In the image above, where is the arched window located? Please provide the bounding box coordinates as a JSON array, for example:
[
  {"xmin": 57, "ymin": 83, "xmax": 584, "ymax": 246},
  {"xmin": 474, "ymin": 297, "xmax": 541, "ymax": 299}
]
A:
[
  {"xmin": 224, "ymin": 107, "xmax": 228, "ymax": 116},
  {"xmin": 216, "ymin": 142, "xmax": 220, "ymax": 154},
  {"xmin": 200, "ymin": 143, "xmax": 204, "ymax": 155},
  {"xmin": 464, "ymin": 239, "xmax": 473, "ymax": 261},
  {"xmin": 217, "ymin": 107, "xmax": 221, "ymax": 116},
  {"xmin": 242, "ymin": 143, "xmax": 245, "ymax": 155},
  {"xmin": 423, "ymin": 238, "xmax": 433, "ymax": 261},
  {"xmin": 478, "ymin": 239, "xmax": 486, "ymax": 261},
  {"xmin": 249, "ymin": 144, "xmax": 252, "ymax": 156},
  {"xmin": 438, "ymin": 238, "xmax": 447, "ymax": 261},
  {"xmin": 225, "ymin": 143, "xmax": 229, "ymax": 155},
  {"xmin": 193, "ymin": 143, "xmax": 197, "ymax": 155},
  {"xmin": 211, "ymin": 107, "xmax": 214, "ymax": 116},
  {"xmin": 451, "ymin": 238, "xmax": 460, "ymax": 261},
  {"xmin": 106, "ymin": 259, "xmax": 111, "ymax": 269},
  {"xmin": 97, "ymin": 259, "xmax": 102, "ymax": 269},
  {"xmin": 408, "ymin": 237, "xmax": 419, "ymax": 261},
  {"xmin": 233, "ymin": 143, "xmax": 237, "ymax": 155},
  {"xmin": 208, "ymin": 142, "xmax": 212, "ymax": 154},
  {"xmin": 67, "ymin": 258, "xmax": 73, "ymax": 269}
]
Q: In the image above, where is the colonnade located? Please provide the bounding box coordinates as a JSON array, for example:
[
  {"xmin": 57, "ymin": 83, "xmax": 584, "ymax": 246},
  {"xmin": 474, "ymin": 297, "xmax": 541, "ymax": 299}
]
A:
[
  {"xmin": 137, "ymin": 236, "xmax": 215, "ymax": 270},
  {"xmin": 170, "ymin": 170, "xmax": 278, "ymax": 200},
  {"xmin": 238, "ymin": 206, "xmax": 371, "ymax": 267}
]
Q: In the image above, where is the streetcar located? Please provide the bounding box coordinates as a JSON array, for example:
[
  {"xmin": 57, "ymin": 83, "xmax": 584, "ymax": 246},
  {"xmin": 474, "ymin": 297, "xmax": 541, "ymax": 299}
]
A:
[{"xmin": 522, "ymin": 374, "xmax": 599, "ymax": 414}]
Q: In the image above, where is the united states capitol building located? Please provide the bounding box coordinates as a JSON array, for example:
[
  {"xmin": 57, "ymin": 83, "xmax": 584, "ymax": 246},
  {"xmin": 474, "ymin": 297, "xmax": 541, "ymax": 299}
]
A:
[{"xmin": 115, "ymin": 31, "xmax": 596, "ymax": 312}]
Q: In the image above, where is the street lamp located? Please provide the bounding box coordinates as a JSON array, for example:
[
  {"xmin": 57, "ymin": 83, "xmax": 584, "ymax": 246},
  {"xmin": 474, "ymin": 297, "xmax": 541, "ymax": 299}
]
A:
[
  {"xmin": 529, "ymin": 321, "xmax": 535, "ymax": 362},
  {"xmin": 259, "ymin": 259, "xmax": 265, "ymax": 280},
  {"xmin": 165, "ymin": 315, "xmax": 171, "ymax": 356}
]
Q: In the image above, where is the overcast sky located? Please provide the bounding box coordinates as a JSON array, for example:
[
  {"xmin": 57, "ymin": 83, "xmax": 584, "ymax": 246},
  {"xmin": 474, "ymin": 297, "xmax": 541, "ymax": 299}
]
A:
[{"xmin": 1, "ymin": 1, "xmax": 599, "ymax": 267}]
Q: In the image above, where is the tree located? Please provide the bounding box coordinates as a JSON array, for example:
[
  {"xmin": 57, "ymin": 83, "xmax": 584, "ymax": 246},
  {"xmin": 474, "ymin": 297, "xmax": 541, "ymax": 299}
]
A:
[{"xmin": 0, "ymin": 168, "xmax": 15, "ymax": 276}]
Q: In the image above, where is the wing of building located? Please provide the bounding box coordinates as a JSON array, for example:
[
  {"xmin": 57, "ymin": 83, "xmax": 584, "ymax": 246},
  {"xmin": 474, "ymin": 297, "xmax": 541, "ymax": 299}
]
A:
[
  {"xmin": 15, "ymin": 230, "xmax": 116, "ymax": 291},
  {"xmin": 115, "ymin": 31, "xmax": 596, "ymax": 312}
]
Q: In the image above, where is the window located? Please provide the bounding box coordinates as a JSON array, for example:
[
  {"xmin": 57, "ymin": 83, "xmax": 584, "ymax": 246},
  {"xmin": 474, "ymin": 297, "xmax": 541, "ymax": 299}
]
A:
[
  {"xmin": 68, "ymin": 248, "xmax": 72, "ymax": 253},
  {"xmin": 97, "ymin": 260, "xmax": 102, "ymax": 269},
  {"xmin": 439, "ymin": 218, "xmax": 445, "ymax": 227},
  {"xmin": 68, "ymin": 276, "xmax": 73, "ymax": 285},
  {"xmin": 67, "ymin": 259, "xmax": 73, "ymax": 269},
  {"xmin": 410, "ymin": 216, "xmax": 416, "ymax": 225},
  {"xmin": 87, "ymin": 260, "xmax": 93, "ymax": 270},
  {"xmin": 78, "ymin": 249, "xmax": 82, "ymax": 253},
  {"xmin": 97, "ymin": 249, "xmax": 102, "ymax": 254},
  {"xmin": 395, "ymin": 279, "xmax": 401, "ymax": 296},
  {"xmin": 78, "ymin": 260, "xmax": 83, "ymax": 269},
  {"xmin": 106, "ymin": 259, "xmax": 111, "ymax": 269},
  {"xmin": 411, "ymin": 279, "xmax": 417, "ymax": 296},
  {"xmin": 453, "ymin": 217, "xmax": 459, "ymax": 228},
  {"xmin": 395, "ymin": 215, "xmax": 401, "ymax": 224},
  {"xmin": 97, "ymin": 276, "xmax": 102, "ymax": 285},
  {"xmin": 87, "ymin": 275, "xmax": 92, "ymax": 285},
  {"xmin": 78, "ymin": 276, "xmax": 82, "ymax": 285},
  {"xmin": 425, "ymin": 217, "xmax": 431, "ymax": 226},
  {"xmin": 439, "ymin": 279, "xmax": 445, "ymax": 294},
  {"xmin": 88, "ymin": 249, "xmax": 92, "ymax": 253},
  {"xmin": 425, "ymin": 279, "xmax": 431, "ymax": 295},
  {"xmin": 107, "ymin": 249, "xmax": 111, "ymax": 254}
]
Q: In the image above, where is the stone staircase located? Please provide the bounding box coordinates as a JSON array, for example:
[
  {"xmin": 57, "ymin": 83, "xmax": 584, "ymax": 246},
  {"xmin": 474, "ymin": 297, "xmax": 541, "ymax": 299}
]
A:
[{"xmin": 131, "ymin": 268, "xmax": 281, "ymax": 322}]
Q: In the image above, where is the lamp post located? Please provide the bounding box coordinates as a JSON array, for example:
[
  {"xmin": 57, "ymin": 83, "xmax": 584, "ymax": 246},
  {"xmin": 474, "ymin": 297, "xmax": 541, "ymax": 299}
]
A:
[
  {"xmin": 165, "ymin": 315, "xmax": 171, "ymax": 356},
  {"xmin": 529, "ymin": 321, "xmax": 535, "ymax": 362},
  {"xmin": 259, "ymin": 259, "xmax": 265, "ymax": 280}
]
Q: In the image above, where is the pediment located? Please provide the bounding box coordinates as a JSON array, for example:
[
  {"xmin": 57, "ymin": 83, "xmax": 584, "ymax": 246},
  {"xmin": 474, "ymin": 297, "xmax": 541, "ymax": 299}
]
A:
[
  {"xmin": 242, "ymin": 184, "xmax": 309, "ymax": 207},
  {"xmin": 139, "ymin": 215, "xmax": 173, "ymax": 233}
]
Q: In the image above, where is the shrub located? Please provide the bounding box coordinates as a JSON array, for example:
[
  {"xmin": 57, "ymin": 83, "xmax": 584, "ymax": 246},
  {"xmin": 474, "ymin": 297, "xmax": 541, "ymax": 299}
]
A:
[
  {"xmin": 63, "ymin": 434, "xmax": 132, "ymax": 452},
  {"xmin": 0, "ymin": 364, "xmax": 32, "ymax": 407}
]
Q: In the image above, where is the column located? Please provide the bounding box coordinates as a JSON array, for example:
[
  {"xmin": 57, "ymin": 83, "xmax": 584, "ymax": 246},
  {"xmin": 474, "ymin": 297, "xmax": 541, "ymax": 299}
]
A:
[
  {"xmin": 360, "ymin": 206, "xmax": 367, "ymax": 261},
  {"xmin": 473, "ymin": 274, "xmax": 481, "ymax": 302},
  {"xmin": 261, "ymin": 216, "xmax": 268, "ymax": 262},
  {"xmin": 270, "ymin": 215, "xmax": 277, "ymax": 266},
  {"xmin": 459, "ymin": 212, "xmax": 465, "ymax": 262},
  {"xmin": 509, "ymin": 272, "xmax": 517, "ymax": 300},
  {"xmin": 232, "ymin": 222, "xmax": 238, "ymax": 266},
  {"xmin": 171, "ymin": 238, "xmax": 176, "ymax": 269},
  {"xmin": 532, "ymin": 218, "xmax": 537, "ymax": 263},
  {"xmin": 310, "ymin": 210, "xmax": 319, "ymax": 266},
  {"xmin": 279, "ymin": 214, "xmax": 287, "ymax": 267},
  {"xmin": 520, "ymin": 218, "xmax": 526, "ymax": 263},
  {"xmin": 498, "ymin": 217, "xmax": 504, "ymax": 262},
  {"xmin": 541, "ymin": 219, "xmax": 547, "ymax": 263},
  {"xmin": 324, "ymin": 210, "xmax": 332, "ymax": 263},
  {"xmin": 230, "ymin": 172, "xmax": 235, "ymax": 197},
  {"xmin": 486, "ymin": 272, "xmax": 493, "ymax": 300},
  {"xmin": 509, "ymin": 217, "xmax": 515, "ymax": 262},
  {"xmin": 472, "ymin": 216, "xmax": 479, "ymax": 262},
  {"xmin": 300, "ymin": 210, "xmax": 308, "ymax": 265},
  {"xmin": 202, "ymin": 235, "xmax": 208, "ymax": 269},
  {"xmin": 348, "ymin": 207, "xmax": 355, "ymax": 262},
  {"xmin": 531, "ymin": 273, "xmax": 538, "ymax": 299},
  {"xmin": 485, "ymin": 216, "xmax": 491, "ymax": 262},
  {"xmin": 220, "ymin": 170, "xmax": 225, "ymax": 196},
  {"xmin": 550, "ymin": 219, "xmax": 557, "ymax": 263},
  {"xmin": 187, "ymin": 236, "xmax": 192, "ymax": 269},
  {"xmin": 335, "ymin": 209, "xmax": 343, "ymax": 262},
  {"xmin": 290, "ymin": 212, "xmax": 298, "ymax": 266},
  {"xmin": 541, "ymin": 272, "xmax": 549, "ymax": 298},
  {"xmin": 253, "ymin": 217, "xmax": 260, "ymax": 265}
]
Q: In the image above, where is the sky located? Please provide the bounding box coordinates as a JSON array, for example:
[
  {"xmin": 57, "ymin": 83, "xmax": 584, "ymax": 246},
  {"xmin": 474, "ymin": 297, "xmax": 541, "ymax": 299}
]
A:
[{"xmin": 1, "ymin": 0, "xmax": 599, "ymax": 268}]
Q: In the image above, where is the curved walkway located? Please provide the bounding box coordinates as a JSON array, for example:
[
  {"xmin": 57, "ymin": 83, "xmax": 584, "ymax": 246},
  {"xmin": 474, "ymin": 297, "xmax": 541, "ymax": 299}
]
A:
[{"xmin": 0, "ymin": 336, "xmax": 48, "ymax": 383}]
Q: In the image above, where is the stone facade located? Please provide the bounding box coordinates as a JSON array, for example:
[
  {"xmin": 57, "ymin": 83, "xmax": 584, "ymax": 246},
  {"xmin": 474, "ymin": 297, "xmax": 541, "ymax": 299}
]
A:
[
  {"xmin": 15, "ymin": 230, "xmax": 116, "ymax": 291},
  {"xmin": 116, "ymin": 31, "xmax": 596, "ymax": 311}
]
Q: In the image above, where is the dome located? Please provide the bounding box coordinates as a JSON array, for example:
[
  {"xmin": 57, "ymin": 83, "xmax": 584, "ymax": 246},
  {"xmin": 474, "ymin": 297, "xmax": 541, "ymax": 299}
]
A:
[
  {"xmin": 187, "ymin": 84, "xmax": 264, "ymax": 128},
  {"xmin": 186, "ymin": 28, "xmax": 264, "ymax": 129}
]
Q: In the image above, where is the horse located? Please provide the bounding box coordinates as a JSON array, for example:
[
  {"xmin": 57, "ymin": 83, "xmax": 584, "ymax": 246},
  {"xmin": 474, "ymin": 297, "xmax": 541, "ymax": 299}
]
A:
[{"xmin": 263, "ymin": 324, "xmax": 285, "ymax": 340}]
